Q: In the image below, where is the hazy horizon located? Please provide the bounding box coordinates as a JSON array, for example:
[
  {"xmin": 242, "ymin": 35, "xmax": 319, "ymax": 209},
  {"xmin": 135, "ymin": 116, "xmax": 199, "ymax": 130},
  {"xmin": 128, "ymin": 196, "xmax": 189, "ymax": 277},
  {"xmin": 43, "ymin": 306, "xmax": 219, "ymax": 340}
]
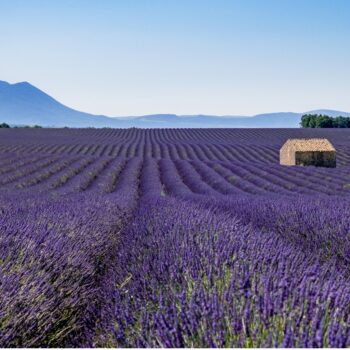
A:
[{"xmin": 1, "ymin": 0, "xmax": 349, "ymax": 116}]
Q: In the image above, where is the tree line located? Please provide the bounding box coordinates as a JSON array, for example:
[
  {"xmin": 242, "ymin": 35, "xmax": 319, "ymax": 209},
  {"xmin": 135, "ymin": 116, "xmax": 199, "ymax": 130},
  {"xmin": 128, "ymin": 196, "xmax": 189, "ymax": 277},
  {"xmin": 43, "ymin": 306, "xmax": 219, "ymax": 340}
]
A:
[
  {"xmin": 0, "ymin": 123, "xmax": 43, "ymax": 129},
  {"xmin": 300, "ymin": 114, "xmax": 350, "ymax": 128}
]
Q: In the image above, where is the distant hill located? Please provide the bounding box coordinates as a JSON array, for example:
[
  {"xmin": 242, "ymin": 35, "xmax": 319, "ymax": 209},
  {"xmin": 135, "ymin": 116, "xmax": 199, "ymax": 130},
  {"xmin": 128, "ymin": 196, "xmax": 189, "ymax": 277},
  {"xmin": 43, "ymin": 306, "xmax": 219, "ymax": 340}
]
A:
[
  {"xmin": 128, "ymin": 112, "xmax": 303, "ymax": 128},
  {"xmin": 0, "ymin": 80, "xmax": 349, "ymax": 128},
  {"xmin": 306, "ymin": 109, "xmax": 350, "ymax": 118},
  {"xmin": 0, "ymin": 81, "xmax": 117, "ymax": 127}
]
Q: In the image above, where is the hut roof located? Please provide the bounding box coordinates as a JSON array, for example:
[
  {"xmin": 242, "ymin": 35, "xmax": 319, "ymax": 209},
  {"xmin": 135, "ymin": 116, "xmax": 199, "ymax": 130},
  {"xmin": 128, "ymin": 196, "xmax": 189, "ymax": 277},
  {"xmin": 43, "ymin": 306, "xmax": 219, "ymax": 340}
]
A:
[{"xmin": 281, "ymin": 138, "xmax": 335, "ymax": 152}]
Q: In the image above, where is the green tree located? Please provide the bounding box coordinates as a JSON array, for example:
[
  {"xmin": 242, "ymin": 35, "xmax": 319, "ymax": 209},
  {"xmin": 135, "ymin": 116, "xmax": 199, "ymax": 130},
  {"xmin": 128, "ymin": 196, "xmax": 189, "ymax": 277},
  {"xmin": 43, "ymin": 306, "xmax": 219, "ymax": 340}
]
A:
[
  {"xmin": 333, "ymin": 116, "xmax": 350, "ymax": 128},
  {"xmin": 300, "ymin": 114, "xmax": 319, "ymax": 128},
  {"xmin": 300, "ymin": 114, "xmax": 311, "ymax": 128},
  {"xmin": 316, "ymin": 115, "xmax": 333, "ymax": 128},
  {"xmin": 300, "ymin": 114, "xmax": 350, "ymax": 128}
]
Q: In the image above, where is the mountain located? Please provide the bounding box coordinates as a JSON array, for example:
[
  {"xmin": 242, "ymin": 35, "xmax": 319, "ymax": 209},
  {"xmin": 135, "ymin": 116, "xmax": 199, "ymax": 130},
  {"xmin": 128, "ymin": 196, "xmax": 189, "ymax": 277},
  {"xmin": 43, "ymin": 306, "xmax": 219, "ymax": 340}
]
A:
[
  {"xmin": 0, "ymin": 80, "xmax": 348, "ymax": 128},
  {"xmin": 0, "ymin": 81, "xmax": 118, "ymax": 127},
  {"xmin": 305, "ymin": 109, "xmax": 350, "ymax": 118},
  {"xmin": 128, "ymin": 113, "xmax": 302, "ymax": 128}
]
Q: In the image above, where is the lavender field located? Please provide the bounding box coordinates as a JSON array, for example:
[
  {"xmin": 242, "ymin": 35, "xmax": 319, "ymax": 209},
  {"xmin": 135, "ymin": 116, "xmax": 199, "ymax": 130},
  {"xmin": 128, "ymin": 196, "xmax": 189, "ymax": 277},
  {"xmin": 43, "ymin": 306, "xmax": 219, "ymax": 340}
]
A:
[{"xmin": 0, "ymin": 128, "xmax": 350, "ymax": 347}]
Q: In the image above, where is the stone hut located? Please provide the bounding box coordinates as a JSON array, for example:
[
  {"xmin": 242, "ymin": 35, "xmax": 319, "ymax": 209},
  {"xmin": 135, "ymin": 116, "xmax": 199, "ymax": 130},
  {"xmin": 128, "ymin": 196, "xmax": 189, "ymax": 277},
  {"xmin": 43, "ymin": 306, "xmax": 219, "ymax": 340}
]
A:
[{"xmin": 280, "ymin": 138, "xmax": 336, "ymax": 167}]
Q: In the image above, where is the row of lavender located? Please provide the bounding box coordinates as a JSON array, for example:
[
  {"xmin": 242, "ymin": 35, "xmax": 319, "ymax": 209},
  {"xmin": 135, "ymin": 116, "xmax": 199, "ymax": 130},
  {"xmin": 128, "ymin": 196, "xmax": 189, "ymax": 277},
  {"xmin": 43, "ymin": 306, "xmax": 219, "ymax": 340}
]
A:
[
  {"xmin": 2, "ymin": 128, "xmax": 350, "ymax": 145},
  {"xmin": 0, "ymin": 160, "xmax": 142, "ymax": 346},
  {"xmin": 110, "ymin": 195, "xmax": 350, "ymax": 347},
  {"xmin": 0, "ymin": 128, "xmax": 350, "ymax": 347},
  {"xmin": 1, "ymin": 168, "xmax": 349, "ymax": 347},
  {"xmin": 1, "ymin": 128, "xmax": 350, "ymax": 165},
  {"xmin": 0, "ymin": 153, "xmax": 349, "ymax": 197},
  {"xmin": 1, "ymin": 171, "xmax": 350, "ymax": 347},
  {"xmin": 104, "ymin": 157, "xmax": 350, "ymax": 346},
  {"xmin": 0, "ymin": 147, "xmax": 145, "ymax": 346},
  {"xmin": 2, "ymin": 143, "xmax": 350, "ymax": 165}
]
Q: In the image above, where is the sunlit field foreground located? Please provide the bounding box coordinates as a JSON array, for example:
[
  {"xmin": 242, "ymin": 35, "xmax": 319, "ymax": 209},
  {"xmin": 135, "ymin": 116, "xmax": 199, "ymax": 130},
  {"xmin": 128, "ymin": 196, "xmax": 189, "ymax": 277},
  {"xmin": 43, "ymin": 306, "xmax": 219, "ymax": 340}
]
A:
[{"xmin": 0, "ymin": 128, "xmax": 349, "ymax": 347}]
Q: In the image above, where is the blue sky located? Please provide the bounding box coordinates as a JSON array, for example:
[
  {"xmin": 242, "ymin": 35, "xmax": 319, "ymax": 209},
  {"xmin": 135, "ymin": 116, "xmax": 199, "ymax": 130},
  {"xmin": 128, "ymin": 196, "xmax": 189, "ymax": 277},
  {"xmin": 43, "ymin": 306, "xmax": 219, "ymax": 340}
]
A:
[{"xmin": 0, "ymin": 0, "xmax": 349, "ymax": 116}]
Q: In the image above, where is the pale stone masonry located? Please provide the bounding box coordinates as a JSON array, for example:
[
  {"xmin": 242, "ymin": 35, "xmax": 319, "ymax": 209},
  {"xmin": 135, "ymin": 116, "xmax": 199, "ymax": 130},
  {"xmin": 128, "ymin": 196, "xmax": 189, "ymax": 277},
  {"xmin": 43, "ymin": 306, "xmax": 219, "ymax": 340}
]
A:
[{"xmin": 280, "ymin": 138, "xmax": 336, "ymax": 167}]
